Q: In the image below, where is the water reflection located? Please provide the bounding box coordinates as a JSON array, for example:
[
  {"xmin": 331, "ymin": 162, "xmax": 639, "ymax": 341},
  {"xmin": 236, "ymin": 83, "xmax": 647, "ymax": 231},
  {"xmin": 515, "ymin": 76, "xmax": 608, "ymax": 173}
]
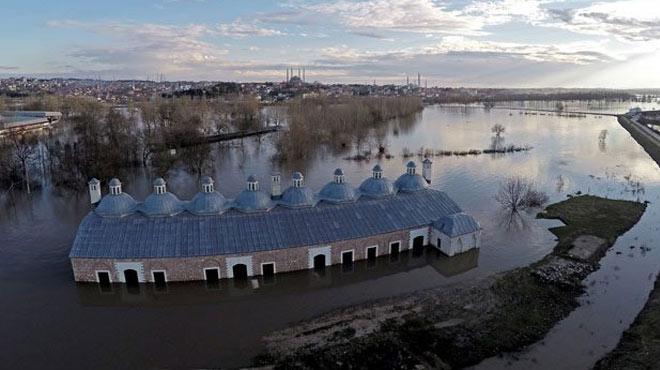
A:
[{"xmin": 76, "ymin": 249, "xmax": 479, "ymax": 306}]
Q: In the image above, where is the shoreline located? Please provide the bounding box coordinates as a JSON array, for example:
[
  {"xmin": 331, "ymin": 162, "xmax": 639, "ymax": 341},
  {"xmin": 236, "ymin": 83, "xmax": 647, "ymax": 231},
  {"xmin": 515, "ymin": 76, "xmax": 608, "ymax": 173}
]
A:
[{"xmin": 254, "ymin": 196, "xmax": 646, "ymax": 369}]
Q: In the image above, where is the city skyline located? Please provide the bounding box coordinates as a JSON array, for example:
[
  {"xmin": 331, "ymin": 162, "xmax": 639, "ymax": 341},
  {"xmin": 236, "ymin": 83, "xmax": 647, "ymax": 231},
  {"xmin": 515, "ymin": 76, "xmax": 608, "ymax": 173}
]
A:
[{"xmin": 2, "ymin": 0, "xmax": 660, "ymax": 88}]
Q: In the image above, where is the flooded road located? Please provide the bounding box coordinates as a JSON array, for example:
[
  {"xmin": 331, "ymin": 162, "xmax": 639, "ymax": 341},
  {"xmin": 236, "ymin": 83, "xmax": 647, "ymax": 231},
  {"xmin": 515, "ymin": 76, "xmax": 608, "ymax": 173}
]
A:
[{"xmin": 1, "ymin": 103, "xmax": 659, "ymax": 368}]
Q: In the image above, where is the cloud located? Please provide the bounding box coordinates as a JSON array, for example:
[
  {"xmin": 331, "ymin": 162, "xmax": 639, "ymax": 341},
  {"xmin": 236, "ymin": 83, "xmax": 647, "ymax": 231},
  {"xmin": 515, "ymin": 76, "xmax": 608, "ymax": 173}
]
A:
[
  {"xmin": 542, "ymin": 0, "xmax": 660, "ymax": 42},
  {"xmin": 47, "ymin": 20, "xmax": 231, "ymax": 76},
  {"xmin": 217, "ymin": 20, "xmax": 285, "ymax": 37},
  {"xmin": 268, "ymin": 0, "xmax": 487, "ymax": 36},
  {"xmin": 0, "ymin": 66, "xmax": 19, "ymax": 71}
]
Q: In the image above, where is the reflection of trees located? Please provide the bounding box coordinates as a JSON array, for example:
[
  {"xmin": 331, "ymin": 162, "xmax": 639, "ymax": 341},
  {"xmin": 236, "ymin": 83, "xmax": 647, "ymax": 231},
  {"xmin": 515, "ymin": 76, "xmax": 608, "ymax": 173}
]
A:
[
  {"xmin": 496, "ymin": 209, "xmax": 530, "ymax": 231},
  {"xmin": 598, "ymin": 129, "xmax": 608, "ymax": 153}
]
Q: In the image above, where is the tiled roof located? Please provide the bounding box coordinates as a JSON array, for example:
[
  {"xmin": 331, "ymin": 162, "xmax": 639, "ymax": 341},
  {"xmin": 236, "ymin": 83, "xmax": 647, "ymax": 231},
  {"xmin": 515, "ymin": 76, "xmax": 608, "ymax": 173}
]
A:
[
  {"xmin": 70, "ymin": 189, "xmax": 467, "ymax": 259},
  {"xmin": 433, "ymin": 213, "xmax": 481, "ymax": 237}
]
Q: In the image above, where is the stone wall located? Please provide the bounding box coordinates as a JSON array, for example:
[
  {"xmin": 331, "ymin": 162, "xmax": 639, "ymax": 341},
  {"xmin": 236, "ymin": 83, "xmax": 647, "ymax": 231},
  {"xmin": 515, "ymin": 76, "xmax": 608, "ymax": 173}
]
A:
[{"xmin": 71, "ymin": 228, "xmax": 416, "ymax": 283}]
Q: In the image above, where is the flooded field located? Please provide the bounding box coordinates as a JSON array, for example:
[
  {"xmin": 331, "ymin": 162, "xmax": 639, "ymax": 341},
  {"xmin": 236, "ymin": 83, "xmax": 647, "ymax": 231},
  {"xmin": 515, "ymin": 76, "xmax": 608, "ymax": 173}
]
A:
[{"xmin": 1, "ymin": 103, "xmax": 659, "ymax": 368}]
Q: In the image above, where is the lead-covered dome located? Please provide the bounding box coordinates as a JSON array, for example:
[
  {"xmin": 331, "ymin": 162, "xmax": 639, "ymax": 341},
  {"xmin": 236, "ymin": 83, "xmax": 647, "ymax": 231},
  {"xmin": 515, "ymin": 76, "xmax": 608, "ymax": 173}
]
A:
[
  {"xmin": 394, "ymin": 161, "xmax": 428, "ymax": 192},
  {"xmin": 188, "ymin": 176, "xmax": 226, "ymax": 215},
  {"xmin": 234, "ymin": 175, "xmax": 273, "ymax": 212},
  {"xmin": 319, "ymin": 168, "xmax": 356, "ymax": 204},
  {"xmin": 280, "ymin": 172, "xmax": 315, "ymax": 208},
  {"xmin": 359, "ymin": 165, "xmax": 394, "ymax": 198},
  {"xmin": 141, "ymin": 178, "xmax": 184, "ymax": 217},
  {"xmin": 95, "ymin": 178, "xmax": 138, "ymax": 218}
]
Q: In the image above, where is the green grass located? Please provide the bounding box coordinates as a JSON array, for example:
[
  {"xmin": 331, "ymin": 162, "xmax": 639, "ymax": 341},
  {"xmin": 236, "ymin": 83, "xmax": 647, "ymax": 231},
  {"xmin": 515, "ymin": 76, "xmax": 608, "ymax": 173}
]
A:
[{"xmin": 538, "ymin": 195, "xmax": 646, "ymax": 255}]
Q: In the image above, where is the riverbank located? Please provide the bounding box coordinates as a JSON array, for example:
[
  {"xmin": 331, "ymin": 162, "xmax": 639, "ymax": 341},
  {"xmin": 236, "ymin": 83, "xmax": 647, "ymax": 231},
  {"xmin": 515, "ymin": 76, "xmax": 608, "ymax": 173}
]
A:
[
  {"xmin": 254, "ymin": 196, "xmax": 646, "ymax": 369},
  {"xmin": 594, "ymin": 275, "xmax": 660, "ymax": 369},
  {"xmin": 618, "ymin": 115, "xmax": 660, "ymax": 167}
]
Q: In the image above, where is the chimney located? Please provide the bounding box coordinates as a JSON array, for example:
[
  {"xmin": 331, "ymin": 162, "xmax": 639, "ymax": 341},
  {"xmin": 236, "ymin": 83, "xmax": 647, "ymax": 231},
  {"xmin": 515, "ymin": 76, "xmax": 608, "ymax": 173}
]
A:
[
  {"xmin": 88, "ymin": 178, "xmax": 101, "ymax": 204},
  {"xmin": 271, "ymin": 173, "xmax": 281, "ymax": 198},
  {"xmin": 422, "ymin": 158, "xmax": 433, "ymax": 184}
]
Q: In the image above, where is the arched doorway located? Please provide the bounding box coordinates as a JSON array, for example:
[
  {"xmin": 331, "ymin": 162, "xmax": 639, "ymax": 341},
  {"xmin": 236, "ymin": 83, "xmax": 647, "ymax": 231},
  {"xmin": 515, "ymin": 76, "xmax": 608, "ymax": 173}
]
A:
[
  {"xmin": 313, "ymin": 254, "xmax": 326, "ymax": 271},
  {"xmin": 232, "ymin": 264, "xmax": 248, "ymax": 280},
  {"xmin": 123, "ymin": 269, "xmax": 139, "ymax": 285},
  {"xmin": 412, "ymin": 235, "xmax": 424, "ymax": 256}
]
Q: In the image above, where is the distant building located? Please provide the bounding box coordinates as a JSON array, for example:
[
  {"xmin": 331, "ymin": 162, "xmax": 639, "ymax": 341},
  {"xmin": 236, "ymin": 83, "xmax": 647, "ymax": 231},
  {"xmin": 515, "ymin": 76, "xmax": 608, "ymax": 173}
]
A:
[{"xmin": 69, "ymin": 161, "xmax": 481, "ymax": 285}]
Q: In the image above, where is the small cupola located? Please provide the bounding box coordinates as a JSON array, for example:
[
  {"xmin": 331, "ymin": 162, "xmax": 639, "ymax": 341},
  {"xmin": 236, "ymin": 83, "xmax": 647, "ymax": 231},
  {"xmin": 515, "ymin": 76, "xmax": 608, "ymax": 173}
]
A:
[
  {"xmin": 406, "ymin": 161, "xmax": 416, "ymax": 175},
  {"xmin": 334, "ymin": 168, "xmax": 345, "ymax": 184},
  {"xmin": 247, "ymin": 175, "xmax": 259, "ymax": 191},
  {"xmin": 292, "ymin": 172, "xmax": 304, "ymax": 188},
  {"xmin": 372, "ymin": 165, "xmax": 383, "ymax": 179},
  {"xmin": 109, "ymin": 178, "xmax": 123, "ymax": 195},
  {"xmin": 153, "ymin": 178, "xmax": 167, "ymax": 195},
  {"xmin": 201, "ymin": 176, "xmax": 215, "ymax": 193}
]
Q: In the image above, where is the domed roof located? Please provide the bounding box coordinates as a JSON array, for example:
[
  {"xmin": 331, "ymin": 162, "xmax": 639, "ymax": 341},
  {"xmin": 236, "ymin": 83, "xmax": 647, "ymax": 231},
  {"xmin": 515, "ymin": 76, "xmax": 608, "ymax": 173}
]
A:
[
  {"xmin": 234, "ymin": 189, "xmax": 273, "ymax": 212},
  {"xmin": 319, "ymin": 181, "xmax": 356, "ymax": 204},
  {"xmin": 334, "ymin": 168, "xmax": 344, "ymax": 176},
  {"xmin": 153, "ymin": 177, "xmax": 166, "ymax": 186},
  {"xmin": 280, "ymin": 186, "xmax": 316, "ymax": 208},
  {"xmin": 201, "ymin": 176, "xmax": 214, "ymax": 185},
  {"xmin": 406, "ymin": 161, "xmax": 417, "ymax": 168},
  {"xmin": 95, "ymin": 193, "xmax": 138, "ymax": 218},
  {"xmin": 359, "ymin": 177, "xmax": 395, "ymax": 198},
  {"xmin": 188, "ymin": 191, "xmax": 226, "ymax": 215},
  {"xmin": 292, "ymin": 172, "xmax": 304, "ymax": 180},
  {"xmin": 142, "ymin": 192, "xmax": 184, "ymax": 217},
  {"xmin": 373, "ymin": 164, "xmax": 383, "ymax": 172},
  {"xmin": 394, "ymin": 172, "xmax": 428, "ymax": 192}
]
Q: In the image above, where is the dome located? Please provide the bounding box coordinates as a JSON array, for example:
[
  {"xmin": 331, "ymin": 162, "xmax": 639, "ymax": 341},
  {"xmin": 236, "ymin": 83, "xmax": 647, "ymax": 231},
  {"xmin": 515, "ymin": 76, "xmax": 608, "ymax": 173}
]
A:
[
  {"xmin": 373, "ymin": 164, "xmax": 383, "ymax": 172},
  {"xmin": 394, "ymin": 172, "xmax": 428, "ymax": 192},
  {"xmin": 319, "ymin": 181, "xmax": 356, "ymax": 203},
  {"xmin": 153, "ymin": 177, "xmax": 166, "ymax": 186},
  {"xmin": 292, "ymin": 172, "xmax": 303, "ymax": 181},
  {"xmin": 201, "ymin": 176, "xmax": 214, "ymax": 185},
  {"xmin": 280, "ymin": 186, "xmax": 316, "ymax": 208},
  {"xmin": 334, "ymin": 168, "xmax": 344, "ymax": 176},
  {"xmin": 234, "ymin": 189, "xmax": 273, "ymax": 212},
  {"xmin": 406, "ymin": 161, "xmax": 416, "ymax": 169},
  {"xmin": 142, "ymin": 192, "xmax": 184, "ymax": 217},
  {"xmin": 95, "ymin": 193, "xmax": 138, "ymax": 218},
  {"xmin": 188, "ymin": 191, "xmax": 226, "ymax": 215},
  {"xmin": 108, "ymin": 178, "xmax": 121, "ymax": 187},
  {"xmin": 359, "ymin": 177, "xmax": 395, "ymax": 198}
]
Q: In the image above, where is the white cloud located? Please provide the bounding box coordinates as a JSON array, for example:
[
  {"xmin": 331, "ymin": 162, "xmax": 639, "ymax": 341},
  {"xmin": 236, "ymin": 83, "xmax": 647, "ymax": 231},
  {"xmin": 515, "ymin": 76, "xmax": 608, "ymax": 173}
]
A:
[
  {"xmin": 217, "ymin": 20, "xmax": 285, "ymax": 37},
  {"xmin": 542, "ymin": 0, "xmax": 660, "ymax": 42}
]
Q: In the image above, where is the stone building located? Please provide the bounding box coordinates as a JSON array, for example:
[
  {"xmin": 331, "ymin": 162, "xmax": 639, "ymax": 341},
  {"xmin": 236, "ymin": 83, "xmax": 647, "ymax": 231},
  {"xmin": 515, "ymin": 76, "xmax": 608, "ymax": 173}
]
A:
[{"xmin": 69, "ymin": 161, "xmax": 481, "ymax": 285}]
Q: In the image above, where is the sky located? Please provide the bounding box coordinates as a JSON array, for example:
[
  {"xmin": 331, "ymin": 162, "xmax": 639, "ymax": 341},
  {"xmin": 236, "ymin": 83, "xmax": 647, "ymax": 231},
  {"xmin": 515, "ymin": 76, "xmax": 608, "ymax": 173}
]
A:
[{"xmin": 1, "ymin": 0, "xmax": 660, "ymax": 87}]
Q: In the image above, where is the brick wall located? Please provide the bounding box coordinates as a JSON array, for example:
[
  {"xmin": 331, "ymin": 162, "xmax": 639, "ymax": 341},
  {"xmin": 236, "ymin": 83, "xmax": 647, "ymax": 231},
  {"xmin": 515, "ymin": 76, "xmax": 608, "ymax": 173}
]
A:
[{"xmin": 71, "ymin": 228, "xmax": 416, "ymax": 282}]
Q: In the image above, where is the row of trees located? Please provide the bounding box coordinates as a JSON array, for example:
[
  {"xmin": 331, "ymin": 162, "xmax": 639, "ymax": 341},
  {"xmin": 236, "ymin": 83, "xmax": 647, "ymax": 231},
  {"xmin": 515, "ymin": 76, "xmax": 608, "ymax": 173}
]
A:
[{"xmin": 277, "ymin": 96, "xmax": 423, "ymax": 161}]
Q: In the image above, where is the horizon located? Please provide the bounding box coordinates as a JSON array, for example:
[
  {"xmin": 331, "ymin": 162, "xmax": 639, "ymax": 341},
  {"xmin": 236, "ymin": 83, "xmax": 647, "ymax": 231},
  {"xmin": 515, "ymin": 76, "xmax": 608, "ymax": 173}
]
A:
[{"xmin": 2, "ymin": 0, "xmax": 660, "ymax": 88}]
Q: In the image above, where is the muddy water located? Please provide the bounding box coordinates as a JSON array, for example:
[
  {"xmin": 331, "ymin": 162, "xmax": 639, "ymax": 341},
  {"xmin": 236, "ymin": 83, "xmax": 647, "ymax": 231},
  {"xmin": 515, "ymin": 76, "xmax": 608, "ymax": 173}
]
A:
[{"xmin": 1, "ymin": 103, "xmax": 658, "ymax": 369}]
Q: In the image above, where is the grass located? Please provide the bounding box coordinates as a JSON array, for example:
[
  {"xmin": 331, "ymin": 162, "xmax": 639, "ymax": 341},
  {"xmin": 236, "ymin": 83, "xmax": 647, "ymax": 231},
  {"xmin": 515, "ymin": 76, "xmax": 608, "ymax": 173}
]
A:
[{"xmin": 538, "ymin": 195, "xmax": 647, "ymax": 255}]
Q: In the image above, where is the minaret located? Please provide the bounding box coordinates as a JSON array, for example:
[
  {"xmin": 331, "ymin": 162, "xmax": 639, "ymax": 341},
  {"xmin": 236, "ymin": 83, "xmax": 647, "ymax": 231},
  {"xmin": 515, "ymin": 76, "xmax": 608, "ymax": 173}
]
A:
[
  {"xmin": 418, "ymin": 73, "xmax": 421, "ymax": 87},
  {"xmin": 422, "ymin": 158, "xmax": 433, "ymax": 184},
  {"xmin": 271, "ymin": 173, "xmax": 281, "ymax": 199},
  {"xmin": 88, "ymin": 178, "xmax": 101, "ymax": 204},
  {"xmin": 286, "ymin": 68, "xmax": 289, "ymax": 82}
]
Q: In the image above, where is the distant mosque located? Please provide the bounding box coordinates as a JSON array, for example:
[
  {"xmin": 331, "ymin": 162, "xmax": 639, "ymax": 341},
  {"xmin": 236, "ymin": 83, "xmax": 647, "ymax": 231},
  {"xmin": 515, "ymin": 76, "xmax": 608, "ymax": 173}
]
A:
[{"xmin": 70, "ymin": 160, "xmax": 481, "ymax": 285}]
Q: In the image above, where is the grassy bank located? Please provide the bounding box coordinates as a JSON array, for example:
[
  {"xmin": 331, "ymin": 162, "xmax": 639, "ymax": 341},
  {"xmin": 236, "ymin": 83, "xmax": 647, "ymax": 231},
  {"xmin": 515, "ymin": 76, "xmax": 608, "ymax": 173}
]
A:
[
  {"xmin": 594, "ymin": 276, "xmax": 660, "ymax": 370},
  {"xmin": 255, "ymin": 196, "xmax": 646, "ymax": 369}
]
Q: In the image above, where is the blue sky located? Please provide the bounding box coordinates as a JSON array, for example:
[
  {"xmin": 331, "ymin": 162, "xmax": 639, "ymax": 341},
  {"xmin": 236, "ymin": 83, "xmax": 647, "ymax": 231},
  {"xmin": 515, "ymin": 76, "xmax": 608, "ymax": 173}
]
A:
[{"xmin": 2, "ymin": 0, "xmax": 660, "ymax": 87}]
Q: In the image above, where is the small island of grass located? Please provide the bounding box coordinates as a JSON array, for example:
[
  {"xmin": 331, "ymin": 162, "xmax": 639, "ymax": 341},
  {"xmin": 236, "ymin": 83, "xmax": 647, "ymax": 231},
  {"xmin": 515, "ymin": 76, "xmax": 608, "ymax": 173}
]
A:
[{"xmin": 255, "ymin": 195, "xmax": 646, "ymax": 369}]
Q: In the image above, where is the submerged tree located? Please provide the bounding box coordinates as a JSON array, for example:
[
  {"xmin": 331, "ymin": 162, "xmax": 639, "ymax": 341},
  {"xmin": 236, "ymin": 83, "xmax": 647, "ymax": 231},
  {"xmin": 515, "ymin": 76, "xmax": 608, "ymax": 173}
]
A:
[{"xmin": 496, "ymin": 176, "xmax": 549, "ymax": 213}]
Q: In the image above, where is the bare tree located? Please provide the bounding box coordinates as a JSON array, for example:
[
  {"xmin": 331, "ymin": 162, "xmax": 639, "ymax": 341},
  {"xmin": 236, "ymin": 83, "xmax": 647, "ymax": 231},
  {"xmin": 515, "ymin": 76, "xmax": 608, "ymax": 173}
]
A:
[
  {"xmin": 491, "ymin": 123, "xmax": 505, "ymax": 137},
  {"xmin": 8, "ymin": 132, "xmax": 36, "ymax": 194},
  {"xmin": 496, "ymin": 176, "xmax": 548, "ymax": 212}
]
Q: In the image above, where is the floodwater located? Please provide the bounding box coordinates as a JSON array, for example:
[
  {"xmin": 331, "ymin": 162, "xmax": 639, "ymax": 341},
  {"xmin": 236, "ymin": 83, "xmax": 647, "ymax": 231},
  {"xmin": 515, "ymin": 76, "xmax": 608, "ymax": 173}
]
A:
[{"xmin": 1, "ymin": 103, "xmax": 659, "ymax": 369}]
